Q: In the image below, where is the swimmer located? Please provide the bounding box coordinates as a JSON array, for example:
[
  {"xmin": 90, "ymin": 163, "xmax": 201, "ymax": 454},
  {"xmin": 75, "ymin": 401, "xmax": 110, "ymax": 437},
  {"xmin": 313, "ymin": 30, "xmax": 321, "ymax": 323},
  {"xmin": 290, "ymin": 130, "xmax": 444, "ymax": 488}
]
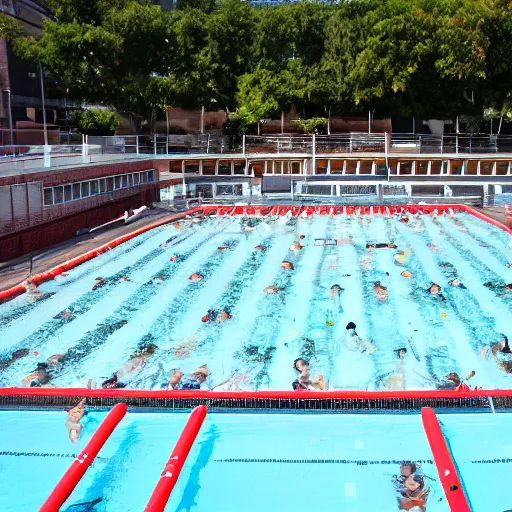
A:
[
  {"xmin": 343, "ymin": 322, "xmax": 369, "ymax": 353},
  {"xmin": 449, "ymin": 278, "xmax": 466, "ymax": 289},
  {"xmin": 92, "ymin": 277, "xmax": 104, "ymax": 291},
  {"xmin": 201, "ymin": 309, "xmax": 217, "ymax": 322},
  {"xmin": 399, "ymin": 214, "xmax": 410, "ymax": 223},
  {"xmin": 399, "ymin": 474, "xmax": 429, "ymax": 511},
  {"xmin": 25, "ymin": 281, "xmax": 43, "ymax": 301},
  {"xmin": 61, "ymin": 308, "xmax": 72, "ymax": 321},
  {"xmin": 22, "ymin": 362, "xmax": 53, "ymax": 387},
  {"xmin": 382, "ymin": 348, "xmax": 407, "ymax": 390},
  {"xmin": 254, "ymin": 245, "xmax": 266, "ymax": 252},
  {"xmin": 0, "ymin": 348, "xmax": 29, "ymax": 371},
  {"xmin": 506, "ymin": 262, "xmax": 511, "ymax": 268},
  {"xmin": 393, "ymin": 461, "xmax": 421, "ymax": 493},
  {"xmin": 292, "ymin": 358, "xmax": 327, "ymax": 391},
  {"xmin": 216, "ymin": 309, "xmax": 232, "ymax": 322},
  {"xmin": 330, "ymin": 284, "xmax": 343, "ymax": 300},
  {"xmin": 173, "ymin": 222, "xmax": 183, "ymax": 230},
  {"xmin": 484, "ymin": 282, "xmax": 512, "ymax": 291},
  {"xmin": 427, "ymin": 283, "xmax": 445, "ymax": 300},
  {"xmin": 189, "ymin": 273, "xmax": 204, "ymax": 281},
  {"xmin": 264, "ymin": 286, "xmax": 283, "ymax": 294},
  {"xmin": 374, "ymin": 281, "xmax": 388, "ymax": 301},
  {"xmin": 289, "ymin": 241, "xmax": 304, "ymax": 251},
  {"xmin": 217, "ymin": 245, "xmax": 230, "ymax": 251},
  {"xmin": 47, "ymin": 353, "xmax": 66, "ymax": 367},
  {"xmin": 401, "ymin": 271, "xmax": 413, "ymax": 279},
  {"xmin": 480, "ymin": 335, "xmax": 512, "ymax": 370},
  {"xmin": 281, "ymin": 261, "xmax": 294, "ymax": 270},
  {"xmin": 170, "ymin": 255, "xmax": 179, "ymax": 261},
  {"xmin": 65, "ymin": 398, "xmax": 86, "ymax": 443},
  {"xmin": 119, "ymin": 276, "xmax": 130, "ymax": 282},
  {"xmin": 156, "ymin": 275, "xmax": 166, "ymax": 283},
  {"xmin": 101, "ymin": 344, "xmax": 157, "ymax": 388},
  {"xmin": 427, "ymin": 243, "xmax": 440, "ymax": 253},
  {"xmin": 436, "ymin": 371, "xmax": 475, "ymax": 390},
  {"xmin": 168, "ymin": 365, "xmax": 209, "ymax": 390},
  {"xmin": 394, "ymin": 251, "xmax": 408, "ymax": 265}
]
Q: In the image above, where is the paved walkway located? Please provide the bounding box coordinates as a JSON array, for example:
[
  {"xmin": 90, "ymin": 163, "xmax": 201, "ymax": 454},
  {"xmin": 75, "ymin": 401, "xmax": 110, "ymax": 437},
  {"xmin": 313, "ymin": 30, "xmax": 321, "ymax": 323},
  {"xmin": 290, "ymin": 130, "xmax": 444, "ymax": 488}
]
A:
[
  {"xmin": 474, "ymin": 206, "xmax": 510, "ymax": 226},
  {"xmin": 0, "ymin": 209, "xmax": 180, "ymax": 292}
]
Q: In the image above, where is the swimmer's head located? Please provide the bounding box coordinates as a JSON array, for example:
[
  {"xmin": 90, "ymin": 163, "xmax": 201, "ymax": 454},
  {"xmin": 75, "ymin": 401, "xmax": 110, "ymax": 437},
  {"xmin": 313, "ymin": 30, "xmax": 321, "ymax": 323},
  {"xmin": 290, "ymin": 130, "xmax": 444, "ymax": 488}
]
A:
[
  {"xmin": 143, "ymin": 343, "xmax": 157, "ymax": 355},
  {"xmin": 428, "ymin": 283, "xmax": 442, "ymax": 294},
  {"xmin": 346, "ymin": 322, "xmax": 357, "ymax": 330},
  {"xmin": 394, "ymin": 348, "xmax": 407, "ymax": 358},
  {"xmin": 293, "ymin": 358, "xmax": 309, "ymax": 371},
  {"xmin": 405, "ymin": 474, "xmax": 424, "ymax": 492},
  {"xmin": 401, "ymin": 461, "xmax": 417, "ymax": 478},
  {"xmin": 449, "ymin": 279, "xmax": 460, "ymax": 287},
  {"xmin": 388, "ymin": 243, "xmax": 397, "ymax": 248},
  {"xmin": 281, "ymin": 261, "xmax": 294, "ymax": 270},
  {"xmin": 446, "ymin": 372, "xmax": 461, "ymax": 385},
  {"xmin": 331, "ymin": 284, "xmax": 342, "ymax": 294}
]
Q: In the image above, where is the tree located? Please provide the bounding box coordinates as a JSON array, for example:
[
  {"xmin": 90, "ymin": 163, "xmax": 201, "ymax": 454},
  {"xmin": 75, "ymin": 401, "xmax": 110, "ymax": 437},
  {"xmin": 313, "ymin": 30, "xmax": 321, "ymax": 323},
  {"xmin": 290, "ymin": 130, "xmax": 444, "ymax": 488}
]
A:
[
  {"xmin": 69, "ymin": 109, "xmax": 119, "ymax": 135},
  {"xmin": 0, "ymin": 13, "xmax": 22, "ymax": 41}
]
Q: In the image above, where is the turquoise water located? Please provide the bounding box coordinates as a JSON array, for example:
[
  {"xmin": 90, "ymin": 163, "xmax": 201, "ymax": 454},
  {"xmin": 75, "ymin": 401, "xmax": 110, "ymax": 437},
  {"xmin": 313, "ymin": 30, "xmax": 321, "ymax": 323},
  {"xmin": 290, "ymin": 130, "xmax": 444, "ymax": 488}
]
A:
[
  {"xmin": 0, "ymin": 409, "xmax": 454, "ymax": 512},
  {"xmin": 0, "ymin": 211, "xmax": 510, "ymax": 391}
]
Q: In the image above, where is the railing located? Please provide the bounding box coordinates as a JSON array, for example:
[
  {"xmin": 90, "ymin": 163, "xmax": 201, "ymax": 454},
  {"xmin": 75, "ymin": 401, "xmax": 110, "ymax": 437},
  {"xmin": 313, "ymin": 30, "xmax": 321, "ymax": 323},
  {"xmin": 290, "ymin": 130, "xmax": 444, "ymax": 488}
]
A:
[{"xmin": 3, "ymin": 133, "xmax": 512, "ymax": 174}]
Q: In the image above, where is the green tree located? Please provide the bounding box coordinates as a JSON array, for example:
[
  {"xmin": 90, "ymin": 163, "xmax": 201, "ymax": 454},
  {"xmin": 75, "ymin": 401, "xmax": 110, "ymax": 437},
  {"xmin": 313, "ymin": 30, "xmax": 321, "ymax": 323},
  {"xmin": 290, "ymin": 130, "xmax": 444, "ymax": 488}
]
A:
[
  {"xmin": 0, "ymin": 13, "xmax": 22, "ymax": 41},
  {"xmin": 69, "ymin": 109, "xmax": 119, "ymax": 135}
]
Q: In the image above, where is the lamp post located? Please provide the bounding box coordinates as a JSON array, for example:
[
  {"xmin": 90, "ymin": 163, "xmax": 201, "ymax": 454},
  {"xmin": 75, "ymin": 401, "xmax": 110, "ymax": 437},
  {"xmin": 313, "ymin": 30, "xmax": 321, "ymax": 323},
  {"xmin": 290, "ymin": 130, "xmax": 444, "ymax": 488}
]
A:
[{"xmin": 3, "ymin": 89, "xmax": 13, "ymax": 145}]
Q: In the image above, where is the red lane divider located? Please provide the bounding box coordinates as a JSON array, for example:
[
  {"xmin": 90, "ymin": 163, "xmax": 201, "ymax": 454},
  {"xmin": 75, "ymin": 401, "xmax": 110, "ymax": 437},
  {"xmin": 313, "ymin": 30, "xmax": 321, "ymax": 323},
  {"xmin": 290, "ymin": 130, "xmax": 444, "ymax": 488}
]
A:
[
  {"xmin": 1, "ymin": 387, "xmax": 511, "ymax": 400},
  {"xmin": 144, "ymin": 405, "xmax": 207, "ymax": 512},
  {"xmin": 39, "ymin": 403, "xmax": 127, "ymax": 512},
  {"xmin": 0, "ymin": 208, "xmax": 202, "ymax": 305},
  {"xmin": 421, "ymin": 407, "xmax": 471, "ymax": 512}
]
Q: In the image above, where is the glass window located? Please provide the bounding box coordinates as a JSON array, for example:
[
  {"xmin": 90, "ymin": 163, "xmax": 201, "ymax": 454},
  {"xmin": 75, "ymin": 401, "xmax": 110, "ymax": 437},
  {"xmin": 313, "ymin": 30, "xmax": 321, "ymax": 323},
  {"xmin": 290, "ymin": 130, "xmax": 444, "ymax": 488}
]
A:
[
  {"xmin": 100, "ymin": 179, "xmax": 107, "ymax": 193},
  {"xmin": 185, "ymin": 161, "xmax": 200, "ymax": 174},
  {"xmin": 330, "ymin": 160, "xmax": 344, "ymax": 174},
  {"xmin": 316, "ymin": 159, "xmax": 328, "ymax": 175},
  {"xmin": 196, "ymin": 184, "xmax": 213, "ymax": 199},
  {"xmin": 115, "ymin": 176, "xmax": 122, "ymax": 189},
  {"xmin": 148, "ymin": 170, "xmax": 155, "ymax": 182},
  {"xmin": 345, "ymin": 160, "xmax": 357, "ymax": 174},
  {"xmin": 81, "ymin": 182, "xmax": 90, "ymax": 198},
  {"xmin": 54, "ymin": 186, "xmax": 63, "ymax": 204},
  {"xmin": 416, "ymin": 161, "xmax": 428, "ymax": 175},
  {"xmin": 217, "ymin": 184, "xmax": 234, "ymax": 196},
  {"xmin": 398, "ymin": 161, "xmax": 413, "ymax": 174},
  {"xmin": 291, "ymin": 161, "xmax": 301, "ymax": 174},
  {"xmin": 218, "ymin": 161, "xmax": 231, "ymax": 175},
  {"xmin": 43, "ymin": 188, "xmax": 53, "ymax": 206},
  {"xmin": 375, "ymin": 160, "xmax": 387, "ymax": 176},
  {"xmin": 450, "ymin": 160, "xmax": 463, "ymax": 175},
  {"xmin": 107, "ymin": 177, "xmax": 114, "ymax": 191},
  {"xmin": 202, "ymin": 160, "xmax": 216, "ymax": 175},
  {"xmin": 121, "ymin": 175, "xmax": 128, "ymax": 188},
  {"xmin": 233, "ymin": 161, "xmax": 245, "ymax": 175},
  {"xmin": 234, "ymin": 184, "xmax": 243, "ymax": 196},
  {"xmin": 64, "ymin": 185, "xmax": 72, "ymax": 202},
  {"xmin": 132, "ymin": 173, "xmax": 140, "ymax": 186},
  {"xmin": 430, "ymin": 161, "xmax": 442, "ymax": 174},
  {"xmin": 125, "ymin": 174, "xmax": 132, "ymax": 187},
  {"xmin": 90, "ymin": 180, "xmax": 98, "ymax": 195},
  {"xmin": 169, "ymin": 160, "xmax": 183, "ymax": 173},
  {"xmin": 465, "ymin": 161, "xmax": 478, "ymax": 175},
  {"xmin": 480, "ymin": 161, "xmax": 493, "ymax": 175},
  {"xmin": 497, "ymin": 162, "xmax": 509, "ymax": 175},
  {"xmin": 72, "ymin": 183, "xmax": 81, "ymax": 199},
  {"xmin": 359, "ymin": 161, "xmax": 373, "ymax": 174}
]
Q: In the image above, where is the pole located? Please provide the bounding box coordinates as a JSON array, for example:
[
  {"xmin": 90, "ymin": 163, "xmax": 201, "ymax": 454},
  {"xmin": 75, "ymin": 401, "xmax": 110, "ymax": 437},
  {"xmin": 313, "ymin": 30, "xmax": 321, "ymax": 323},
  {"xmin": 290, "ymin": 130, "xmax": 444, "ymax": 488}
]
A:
[
  {"xmin": 311, "ymin": 133, "xmax": 316, "ymax": 176},
  {"xmin": 165, "ymin": 106, "xmax": 169, "ymax": 155},
  {"xmin": 5, "ymin": 89, "xmax": 13, "ymax": 145},
  {"xmin": 368, "ymin": 110, "xmax": 371, "ymax": 134},
  {"xmin": 201, "ymin": 105, "xmax": 204, "ymax": 134},
  {"xmin": 39, "ymin": 63, "xmax": 48, "ymax": 147}
]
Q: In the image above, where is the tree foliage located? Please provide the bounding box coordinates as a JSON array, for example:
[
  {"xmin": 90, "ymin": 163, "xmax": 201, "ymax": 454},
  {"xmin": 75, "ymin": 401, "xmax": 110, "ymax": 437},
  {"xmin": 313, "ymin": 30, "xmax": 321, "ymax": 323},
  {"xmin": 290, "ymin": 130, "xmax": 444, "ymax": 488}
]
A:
[
  {"xmin": 69, "ymin": 109, "xmax": 119, "ymax": 135},
  {"xmin": 10, "ymin": 0, "xmax": 512, "ymax": 132}
]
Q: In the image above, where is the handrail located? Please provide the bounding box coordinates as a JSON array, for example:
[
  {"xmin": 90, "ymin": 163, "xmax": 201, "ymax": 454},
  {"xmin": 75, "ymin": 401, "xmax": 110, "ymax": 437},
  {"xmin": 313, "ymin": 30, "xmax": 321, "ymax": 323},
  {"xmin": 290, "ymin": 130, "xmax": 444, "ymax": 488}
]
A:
[
  {"xmin": 144, "ymin": 405, "xmax": 207, "ymax": 512},
  {"xmin": 421, "ymin": 407, "xmax": 471, "ymax": 511},
  {"xmin": 39, "ymin": 403, "xmax": 127, "ymax": 512}
]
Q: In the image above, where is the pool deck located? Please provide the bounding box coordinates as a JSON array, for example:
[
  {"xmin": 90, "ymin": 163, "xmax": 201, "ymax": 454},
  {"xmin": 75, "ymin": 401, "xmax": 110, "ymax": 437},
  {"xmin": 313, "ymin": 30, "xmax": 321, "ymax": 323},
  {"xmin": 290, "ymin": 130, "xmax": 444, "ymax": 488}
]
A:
[
  {"xmin": 0, "ymin": 208, "xmax": 181, "ymax": 293},
  {"xmin": 474, "ymin": 206, "xmax": 510, "ymax": 226}
]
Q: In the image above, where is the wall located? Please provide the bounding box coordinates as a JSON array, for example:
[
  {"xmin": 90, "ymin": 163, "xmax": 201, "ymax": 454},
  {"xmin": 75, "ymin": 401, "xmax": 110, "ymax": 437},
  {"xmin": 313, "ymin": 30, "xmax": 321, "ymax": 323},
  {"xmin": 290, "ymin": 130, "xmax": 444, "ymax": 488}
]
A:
[{"xmin": 0, "ymin": 187, "xmax": 159, "ymax": 261}]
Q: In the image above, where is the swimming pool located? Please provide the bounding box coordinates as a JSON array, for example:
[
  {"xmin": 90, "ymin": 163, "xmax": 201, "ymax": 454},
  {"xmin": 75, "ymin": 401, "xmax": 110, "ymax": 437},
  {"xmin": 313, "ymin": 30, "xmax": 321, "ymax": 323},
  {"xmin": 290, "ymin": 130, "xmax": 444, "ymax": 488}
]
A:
[{"xmin": 0, "ymin": 207, "xmax": 510, "ymax": 391}]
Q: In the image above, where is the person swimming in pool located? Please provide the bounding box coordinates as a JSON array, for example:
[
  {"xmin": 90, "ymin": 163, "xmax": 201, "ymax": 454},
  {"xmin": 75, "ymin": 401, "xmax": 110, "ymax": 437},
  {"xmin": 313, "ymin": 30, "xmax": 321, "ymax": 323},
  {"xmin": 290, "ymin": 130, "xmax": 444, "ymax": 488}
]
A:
[
  {"xmin": 22, "ymin": 362, "xmax": 53, "ymax": 387},
  {"xmin": 292, "ymin": 358, "xmax": 327, "ymax": 391},
  {"xmin": 264, "ymin": 285, "xmax": 284, "ymax": 295},
  {"xmin": 480, "ymin": 335, "xmax": 512, "ymax": 372},
  {"xmin": 101, "ymin": 344, "xmax": 157, "ymax": 388},
  {"xmin": 374, "ymin": 281, "xmax": 389, "ymax": 301},
  {"xmin": 393, "ymin": 461, "xmax": 423, "ymax": 493},
  {"xmin": 449, "ymin": 278, "xmax": 466, "ymax": 289},
  {"xmin": 427, "ymin": 283, "xmax": 446, "ymax": 301},
  {"xmin": 381, "ymin": 348, "xmax": 407, "ymax": 390},
  {"xmin": 168, "ymin": 365, "xmax": 209, "ymax": 390},
  {"xmin": 342, "ymin": 322, "xmax": 368, "ymax": 353},
  {"xmin": 0, "ymin": 348, "xmax": 29, "ymax": 371},
  {"xmin": 281, "ymin": 261, "xmax": 294, "ymax": 270},
  {"xmin": 189, "ymin": 273, "xmax": 204, "ymax": 281},
  {"xmin": 330, "ymin": 284, "xmax": 343, "ymax": 301},
  {"xmin": 436, "ymin": 371, "xmax": 475, "ymax": 390},
  {"xmin": 65, "ymin": 398, "xmax": 86, "ymax": 443},
  {"xmin": 398, "ymin": 474, "xmax": 429, "ymax": 511}
]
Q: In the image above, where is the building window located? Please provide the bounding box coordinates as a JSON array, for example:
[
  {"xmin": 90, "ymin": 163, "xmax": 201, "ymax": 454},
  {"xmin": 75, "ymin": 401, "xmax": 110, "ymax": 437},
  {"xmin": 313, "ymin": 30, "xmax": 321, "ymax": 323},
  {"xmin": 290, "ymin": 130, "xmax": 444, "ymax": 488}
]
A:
[
  {"xmin": 73, "ymin": 183, "xmax": 81, "ymax": 199},
  {"xmin": 64, "ymin": 185, "xmax": 72, "ymax": 202},
  {"xmin": 90, "ymin": 180, "xmax": 99, "ymax": 195},
  {"xmin": 54, "ymin": 187, "xmax": 64, "ymax": 204},
  {"xmin": 81, "ymin": 182, "xmax": 90, "ymax": 198},
  {"xmin": 43, "ymin": 188, "xmax": 53, "ymax": 206},
  {"xmin": 196, "ymin": 184, "xmax": 213, "ymax": 199}
]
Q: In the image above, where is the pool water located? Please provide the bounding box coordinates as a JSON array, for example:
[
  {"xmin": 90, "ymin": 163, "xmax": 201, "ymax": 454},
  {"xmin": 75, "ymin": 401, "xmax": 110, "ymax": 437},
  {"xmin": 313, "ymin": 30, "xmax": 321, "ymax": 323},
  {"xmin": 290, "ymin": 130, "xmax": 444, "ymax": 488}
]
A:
[
  {"xmin": 0, "ymin": 409, "xmax": 453, "ymax": 512},
  {"xmin": 0, "ymin": 211, "xmax": 510, "ymax": 391}
]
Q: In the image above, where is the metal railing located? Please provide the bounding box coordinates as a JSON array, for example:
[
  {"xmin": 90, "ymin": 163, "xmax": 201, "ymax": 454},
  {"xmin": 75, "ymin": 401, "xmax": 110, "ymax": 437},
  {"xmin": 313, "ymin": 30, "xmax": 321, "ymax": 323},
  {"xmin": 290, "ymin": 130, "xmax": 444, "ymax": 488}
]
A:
[{"xmin": 2, "ymin": 133, "xmax": 512, "ymax": 175}]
